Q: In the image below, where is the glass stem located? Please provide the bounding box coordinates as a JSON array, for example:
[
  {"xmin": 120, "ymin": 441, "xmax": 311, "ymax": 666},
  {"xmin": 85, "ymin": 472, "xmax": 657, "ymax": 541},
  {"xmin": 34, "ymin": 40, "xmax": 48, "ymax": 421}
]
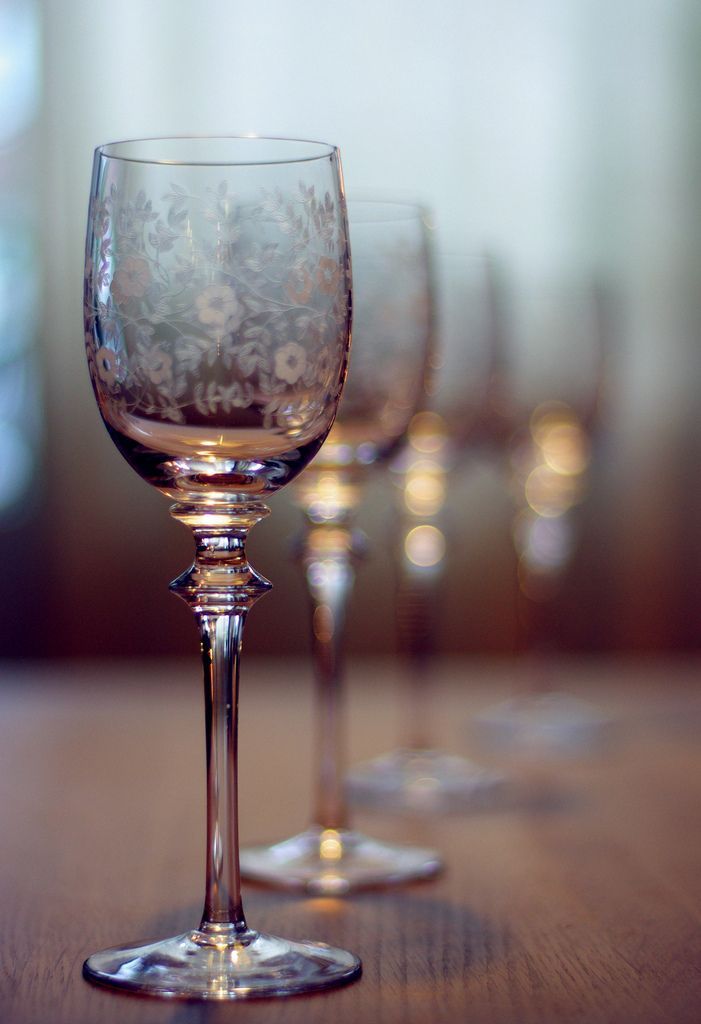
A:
[
  {"xmin": 405, "ymin": 648, "xmax": 432, "ymax": 752},
  {"xmin": 395, "ymin": 567, "xmax": 438, "ymax": 752},
  {"xmin": 169, "ymin": 501, "xmax": 272, "ymax": 939},
  {"xmin": 299, "ymin": 518, "xmax": 362, "ymax": 832},
  {"xmin": 198, "ymin": 612, "xmax": 246, "ymax": 930}
]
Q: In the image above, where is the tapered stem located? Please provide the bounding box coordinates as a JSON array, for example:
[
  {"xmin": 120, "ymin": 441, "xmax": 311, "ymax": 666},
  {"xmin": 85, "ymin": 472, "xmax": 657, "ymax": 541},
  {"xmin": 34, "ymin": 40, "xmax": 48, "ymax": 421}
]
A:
[
  {"xmin": 299, "ymin": 518, "xmax": 363, "ymax": 831},
  {"xmin": 199, "ymin": 612, "xmax": 246, "ymax": 930},
  {"xmin": 395, "ymin": 571, "xmax": 438, "ymax": 751},
  {"xmin": 169, "ymin": 501, "xmax": 272, "ymax": 939},
  {"xmin": 405, "ymin": 649, "xmax": 433, "ymax": 752}
]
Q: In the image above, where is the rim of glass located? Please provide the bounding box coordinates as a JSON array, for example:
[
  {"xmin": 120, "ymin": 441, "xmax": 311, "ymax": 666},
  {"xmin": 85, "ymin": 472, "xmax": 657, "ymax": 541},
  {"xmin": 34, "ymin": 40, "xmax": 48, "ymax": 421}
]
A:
[
  {"xmin": 96, "ymin": 135, "xmax": 338, "ymax": 167},
  {"xmin": 346, "ymin": 195, "xmax": 430, "ymax": 224}
]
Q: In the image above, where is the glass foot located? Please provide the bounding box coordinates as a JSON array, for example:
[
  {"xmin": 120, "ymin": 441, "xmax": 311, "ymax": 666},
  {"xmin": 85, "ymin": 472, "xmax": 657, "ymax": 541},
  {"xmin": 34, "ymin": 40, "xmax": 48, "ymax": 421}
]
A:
[
  {"xmin": 474, "ymin": 692, "xmax": 612, "ymax": 757},
  {"xmin": 240, "ymin": 825, "xmax": 442, "ymax": 894},
  {"xmin": 346, "ymin": 747, "xmax": 507, "ymax": 812},
  {"xmin": 83, "ymin": 925, "xmax": 361, "ymax": 1000}
]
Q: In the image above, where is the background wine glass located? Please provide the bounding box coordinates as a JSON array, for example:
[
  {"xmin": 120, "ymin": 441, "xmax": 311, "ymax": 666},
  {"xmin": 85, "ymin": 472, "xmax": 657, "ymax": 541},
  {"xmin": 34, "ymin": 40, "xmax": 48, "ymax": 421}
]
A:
[
  {"xmin": 346, "ymin": 253, "xmax": 509, "ymax": 811},
  {"xmin": 81, "ymin": 136, "xmax": 361, "ymax": 999},
  {"xmin": 239, "ymin": 200, "xmax": 443, "ymax": 893},
  {"xmin": 475, "ymin": 278, "xmax": 613, "ymax": 758}
]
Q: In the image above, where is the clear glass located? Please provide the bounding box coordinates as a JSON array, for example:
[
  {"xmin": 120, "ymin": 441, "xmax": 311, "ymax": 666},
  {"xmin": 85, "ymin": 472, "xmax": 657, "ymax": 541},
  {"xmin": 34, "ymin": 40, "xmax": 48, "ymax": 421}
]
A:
[
  {"xmin": 81, "ymin": 136, "xmax": 360, "ymax": 999},
  {"xmin": 239, "ymin": 200, "xmax": 442, "ymax": 892},
  {"xmin": 346, "ymin": 254, "xmax": 508, "ymax": 812},
  {"xmin": 474, "ymin": 280, "xmax": 612, "ymax": 759}
]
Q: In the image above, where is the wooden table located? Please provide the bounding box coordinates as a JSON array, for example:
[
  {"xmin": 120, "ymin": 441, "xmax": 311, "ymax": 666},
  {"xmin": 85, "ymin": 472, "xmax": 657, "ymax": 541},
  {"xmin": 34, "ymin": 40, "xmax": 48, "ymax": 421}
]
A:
[{"xmin": 1, "ymin": 657, "xmax": 699, "ymax": 1023}]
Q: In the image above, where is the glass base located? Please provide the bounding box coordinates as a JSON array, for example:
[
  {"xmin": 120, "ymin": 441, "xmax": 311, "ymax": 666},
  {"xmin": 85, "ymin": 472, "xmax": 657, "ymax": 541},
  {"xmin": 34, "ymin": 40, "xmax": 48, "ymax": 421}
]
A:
[
  {"xmin": 474, "ymin": 692, "xmax": 612, "ymax": 757},
  {"xmin": 346, "ymin": 747, "xmax": 507, "ymax": 813},
  {"xmin": 83, "ymin": 925, "xmax": 361, "ymax": 1000},
  {"xmin": 239, "ymin": 825, "xmax": 442, "ymax": 895}
]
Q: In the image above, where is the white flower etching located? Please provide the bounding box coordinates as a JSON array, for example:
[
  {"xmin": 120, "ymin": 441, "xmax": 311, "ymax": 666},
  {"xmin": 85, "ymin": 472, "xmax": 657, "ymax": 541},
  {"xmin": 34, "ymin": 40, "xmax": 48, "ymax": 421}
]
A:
[
  {"xmin": 142, "ymin": 347, "xmax": 173, "ymax": 387},
  {"xmin": 195, "ymin": 283, "xmax": 243, "ymax": 330},
  {"xmin": 111, "ymin": 255, "xmax": 152, "ymax": 304},
  {"xmin": 95, "ymin": 346, "xmax": 120, "ymax": 386},
  {"xmin": 274, "ymin": 342, "xmax": 307, "ymax": 385}
]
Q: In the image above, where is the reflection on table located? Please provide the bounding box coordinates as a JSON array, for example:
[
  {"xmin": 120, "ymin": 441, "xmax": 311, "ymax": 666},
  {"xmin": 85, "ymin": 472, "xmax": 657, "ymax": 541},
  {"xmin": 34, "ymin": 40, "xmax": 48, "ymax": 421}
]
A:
[{"xmin": 1, "ymin": 656, "xmax": 699, "ymax": 1024}]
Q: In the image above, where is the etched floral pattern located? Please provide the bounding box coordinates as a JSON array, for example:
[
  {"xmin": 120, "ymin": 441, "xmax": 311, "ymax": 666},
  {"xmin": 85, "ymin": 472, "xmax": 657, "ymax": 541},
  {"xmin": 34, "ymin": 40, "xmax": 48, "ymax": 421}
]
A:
[
  {"xmin": 274, "ymin": 342, "xmax": 307, "ymax": 385},
  {"xmin": 84, "ymin": 178, "xmax": 350, "ymax": 435},
  {"xmin": 110, "ymin": 255, "xmax": 152, "ymax": 304}
]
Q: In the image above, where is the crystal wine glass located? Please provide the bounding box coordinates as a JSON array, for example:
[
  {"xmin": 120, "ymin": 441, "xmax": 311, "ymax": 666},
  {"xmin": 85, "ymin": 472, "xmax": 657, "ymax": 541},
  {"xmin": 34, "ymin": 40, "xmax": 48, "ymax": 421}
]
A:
[
  {"xmin": 82, "ymin": 136, "xmax": 360, "ymax": 999},
  {"xmin": 346, "ymin": 253, "xmax": 509, "ymax": 811},
  {"xmin": 239, "ymin": 200, "xmax": 442, "ymax": 892},
  {"xmin": 475, "ymin": 280, "xmax": 612, "ymax": 757}
]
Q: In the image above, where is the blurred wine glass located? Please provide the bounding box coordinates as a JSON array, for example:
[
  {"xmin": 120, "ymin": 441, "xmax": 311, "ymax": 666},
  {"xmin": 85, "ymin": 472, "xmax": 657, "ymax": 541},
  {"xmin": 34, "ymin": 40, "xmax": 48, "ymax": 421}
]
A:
[
  {"xmin": 475, "ymin": 278, "xmax": 613, "ymax": 758},
  {"xmin": 346, "ymin": 253, "xmax": 510, "ymax": 811},
  {"xmin": 239, "ymin": 200, "xmax": 443, "ymax": 892}
]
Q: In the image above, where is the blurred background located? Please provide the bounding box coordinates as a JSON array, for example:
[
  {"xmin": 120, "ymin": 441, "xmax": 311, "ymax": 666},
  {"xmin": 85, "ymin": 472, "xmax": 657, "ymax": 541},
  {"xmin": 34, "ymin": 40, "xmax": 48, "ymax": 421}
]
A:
[{"xmin": 1, "ymin": 0, "xmax": 699, "ymax": 661}]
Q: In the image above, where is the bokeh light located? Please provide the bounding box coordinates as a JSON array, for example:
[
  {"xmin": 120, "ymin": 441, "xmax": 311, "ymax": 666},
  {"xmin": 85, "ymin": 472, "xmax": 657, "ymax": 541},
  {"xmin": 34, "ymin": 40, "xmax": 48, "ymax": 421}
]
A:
[{"xmin": 404, "ymin": 524, "xmax": 446, "ymax": 568}]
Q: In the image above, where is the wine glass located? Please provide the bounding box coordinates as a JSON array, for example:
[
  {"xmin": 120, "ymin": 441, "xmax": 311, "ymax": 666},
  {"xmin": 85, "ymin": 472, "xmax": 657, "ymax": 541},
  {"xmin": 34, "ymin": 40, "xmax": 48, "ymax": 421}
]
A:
[
  {"xmin": 346, "ymin": 253, "xmax": 509, "ymax": 811},
  {"xmin": 82, "ymin": 136, "xmax": 361, "ymax": 999},
  {"xmin": 239, "ymin": 200, "xmax": 442, "ymax": 892},
  {"xmin": 475, "ymin": 279, "xmax": 612, "ymax": 757}
]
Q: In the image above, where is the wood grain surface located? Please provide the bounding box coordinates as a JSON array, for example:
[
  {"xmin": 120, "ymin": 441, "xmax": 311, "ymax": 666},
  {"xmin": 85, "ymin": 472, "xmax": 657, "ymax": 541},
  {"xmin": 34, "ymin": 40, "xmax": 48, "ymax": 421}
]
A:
[{"xmin": 0, "ymin": 657, "xmax": 699, "ymax": 1024}]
